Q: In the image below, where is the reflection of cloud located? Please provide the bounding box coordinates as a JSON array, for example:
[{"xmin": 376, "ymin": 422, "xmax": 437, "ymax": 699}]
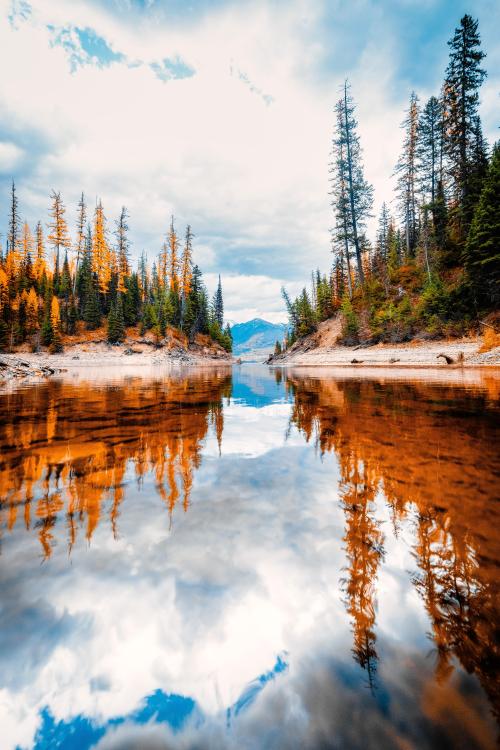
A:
[
  {"xmin": 0, "ymin": 594, "xmax": 91, "ymax": 691},
  {"xmin": 1, "ymin": 370, "xmax": 498, "ymax": 749},
  {"xmin": 92, "ymin": 645, "xmax": 496, "ymax": 750}
]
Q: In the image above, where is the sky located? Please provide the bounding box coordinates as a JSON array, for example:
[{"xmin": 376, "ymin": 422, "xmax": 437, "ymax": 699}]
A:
[{"xmin": 0, "ymin": 0, "xmax": 498, "ymax": 323}]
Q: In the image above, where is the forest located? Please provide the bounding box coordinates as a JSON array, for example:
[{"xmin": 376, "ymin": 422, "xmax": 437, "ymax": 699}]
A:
[
  {"xmin": 0, "ymin": 190, "xmax": 232, "ymax": 353},
  {"xmin": 281, "ymin": 14, "xmax": 499, "ymax": 349}
]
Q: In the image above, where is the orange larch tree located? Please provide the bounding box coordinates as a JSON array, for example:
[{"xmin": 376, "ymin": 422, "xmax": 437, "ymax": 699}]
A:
[
  {"xmin": 47, "ymin": 190, "xmax": 72, "ymax": 281},
  {"xmin": 92, "ymin": 200, "xmax": 111, "ymax": 295}
]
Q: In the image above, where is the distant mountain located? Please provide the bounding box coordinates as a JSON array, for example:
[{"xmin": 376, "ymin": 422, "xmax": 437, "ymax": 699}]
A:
[{"xmin": 230, "ymin": 318, "xmax": 287, "ymax": 360}]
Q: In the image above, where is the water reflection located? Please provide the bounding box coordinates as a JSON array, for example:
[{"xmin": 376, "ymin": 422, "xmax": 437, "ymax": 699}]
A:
[
  {"xmin": 287, "ymin": 373, "xmax": 500, "ymax": 722},
  {"xmin": 0, "ymin": 366, "xmax": 498, "ymax": 750},
  {"xmin": 0, "ymin": 369, "xmax": 231, "ymax": 557}
]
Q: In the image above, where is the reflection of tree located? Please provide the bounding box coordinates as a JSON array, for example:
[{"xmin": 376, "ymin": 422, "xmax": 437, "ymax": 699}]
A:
[
  {"xmin": 288, "ymin": 374, "xmax": 500, "ymax": 719},
  {"xmin": 413, "ymin": 510, "xmax": 500, "ymax": 722},
  {"xmin": 0, "ymin": 370, "xmax": 232, "ymax": 558},
  {"xmin": 341, "ymin": 461, "xmax": 383, "ymax": 690}
]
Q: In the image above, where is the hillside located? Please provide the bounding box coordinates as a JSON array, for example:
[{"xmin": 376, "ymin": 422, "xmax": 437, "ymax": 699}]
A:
[{"xmin": 231, "ymin": 318, "xmax": 287, "ymax": 360}]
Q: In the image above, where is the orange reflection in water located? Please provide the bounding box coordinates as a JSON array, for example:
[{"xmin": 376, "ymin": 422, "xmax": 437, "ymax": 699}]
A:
[
  {"xmin": 0, "ymin": 369, "xmax": 232, "ymax": 558},
  {"xmin": 286, "ymin": 373, "xmax": 500, "ymax": 723}
]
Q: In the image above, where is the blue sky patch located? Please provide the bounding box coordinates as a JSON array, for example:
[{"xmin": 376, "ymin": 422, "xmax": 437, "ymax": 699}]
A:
[
  {"xmin": 76, "ymin": 27, "xmax": 125, "ymax": 67},
  {"xmin": 30, "ymin": 690, "xmax": 196, "ymax": 750},
  {"xmin": 150, "ymin": 56, "xmax": 196, "ymax": 82},
  {"xmin": 47, "ymin": 25, "xmax": 125, "ymax": 73}
]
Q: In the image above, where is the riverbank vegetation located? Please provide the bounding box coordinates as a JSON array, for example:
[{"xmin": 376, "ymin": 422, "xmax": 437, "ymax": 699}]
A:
[
  {"xmin": 0, "ymin": 193, "xmax": 232, "ymax": 353},
  {"xmin": 282, "ymin": 14, "xmax": 499, "ymax": 348}
]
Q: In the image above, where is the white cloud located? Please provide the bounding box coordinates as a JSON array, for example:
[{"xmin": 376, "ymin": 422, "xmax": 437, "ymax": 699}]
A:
[
  {"xmin": 0, "ymin": 140, "xmax": 24, "ymax": 170},
  {"xmin": 0, "ymin": 0, "xmax": 498, "ymax": 322},
  {"xmin": 205, "ymin": 273, "xmax": 303, "ymax": 323}
]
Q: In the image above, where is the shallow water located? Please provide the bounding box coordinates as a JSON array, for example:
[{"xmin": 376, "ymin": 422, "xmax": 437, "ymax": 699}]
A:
[{"xmin": 0, "ymin": 365, "xmax": 499, "ymax": 750}]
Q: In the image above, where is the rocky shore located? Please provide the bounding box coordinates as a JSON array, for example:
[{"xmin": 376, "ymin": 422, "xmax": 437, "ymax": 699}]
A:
[{"xmin": 268, "ymin": 318, "xmax": 500, "ymax": 369}]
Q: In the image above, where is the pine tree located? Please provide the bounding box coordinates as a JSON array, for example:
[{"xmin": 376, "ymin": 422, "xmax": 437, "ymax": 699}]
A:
[
  {"xmin": 107, "ymin": 296, "xmax": 125, "ymax": 343},
  {"xmin": 84, "ymin": 280, "xmax": 100, "ymax": 330},
  {"xmin": 395, "ymin": 92, "xmax": 420, "ymax": 258},
  {"xmin": 74, "ymin": 192, "xmax": 86, "ymax": 292},
  {"xmin": 373, "ymin": 202, "xmax": 391, "ymax": 280},
  {"xmin": 212, "ymin": 275, "xmax": 224, "ymax": 328},
  {"xmin": 417, "ymin": 96, "xmax": 443, "ymax": 208},
  {"xmin": 115, "ymin": 206, "xmax": 130, "ymax": 294},
  {"xmin": 443, "ymin": 14, "xmax": 487, "ymax": 235},
  {"xmin": 181, "ymin": 225, "xmax": 194, "ymax": 296},
  {"xmin": 330, "ymin": 126, "xmax": 353, "ymax": 297},
  {"xmin": 331, "ymin": 82, "xmax": 373, "ymax": 285},
  {"xmin": 7, "ymin": 180, "xmax": 20, "ymax": 263},
  {"xmin": 464, "ymin": 143, "xmax": 500, "ymax": 308}
]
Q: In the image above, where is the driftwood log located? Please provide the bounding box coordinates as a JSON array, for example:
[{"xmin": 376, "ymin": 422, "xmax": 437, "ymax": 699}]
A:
[
  {"xmin": 437, "ymin": 353, "xmax": 454, "ymax": 364},
  {"xmin": 437, "ymin": 351, "xmax": 465, "ymax": 365}
]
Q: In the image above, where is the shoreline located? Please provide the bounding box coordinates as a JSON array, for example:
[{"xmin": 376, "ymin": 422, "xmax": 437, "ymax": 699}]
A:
[
  {"xmin": 269, "ymin": 338, "xmax": 500, "ymax": 369},
  {"xmin": 0, "ymin": 342, "xmax": 234, "ymax": 383}
]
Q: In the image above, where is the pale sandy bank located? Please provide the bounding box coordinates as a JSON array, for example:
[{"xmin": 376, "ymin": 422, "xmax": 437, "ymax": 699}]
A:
[{"xmin": 271, "ymin": 338, "xmax": 499, "ymax": 368}]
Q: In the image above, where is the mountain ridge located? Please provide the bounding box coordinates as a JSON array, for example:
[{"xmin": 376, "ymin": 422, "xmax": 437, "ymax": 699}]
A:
[{"xmin": 230, "ymin": 318, "xmax": 287, "ymax": 358}]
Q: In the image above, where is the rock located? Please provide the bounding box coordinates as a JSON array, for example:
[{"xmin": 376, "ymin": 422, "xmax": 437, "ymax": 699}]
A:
[{"xmin": 0, "ymin": 355, "xmax": 60, "ymax": 381}]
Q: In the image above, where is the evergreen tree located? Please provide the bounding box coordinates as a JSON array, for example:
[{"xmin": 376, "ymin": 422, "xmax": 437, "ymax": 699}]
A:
[
  {"xmin": 331, "ymin": 82, "xmax": 373, "ymax": 285},
  {"xmin": 417, "ymin": 96, "xmax": 443, "ymax": 208},
  {"xmin": 115, "ymin": 206, "xmax": 131, "ymax": 294},
  {"xmin": 8, "ymin": 180, "xmax": 20, "ymax": 262},
  {"xmin": 464, "ymin": 143, "xmax": 500, "ymax": 308},
  {"xmin": 107, "ymin": 296, "xmax": 125, "ymax": 343},
  {"xmin": 123, "ymin": 273, "xmax": 141, "ymax": 325},
  {"xmin": 443, "ymin": 14, "xmax": 487, "ymax": 235},
  {"xmin": 394, "ymin": 92, "xmax": 420, "ymax": 258},
  {"xmin": 213, "ymin": 275, "xmax": 224, "ymax": 328},
  {"xmin": 74, "ymin": 192, "xmax": 86, "ymax": 292},
  {"xmin": 330, "ymin": 129, "xmax": 353, "ymax": 297}
]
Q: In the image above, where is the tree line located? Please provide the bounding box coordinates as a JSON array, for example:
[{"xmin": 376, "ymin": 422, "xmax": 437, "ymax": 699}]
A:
[
  {"xmin": 0, "ymin": 189, "xmax": 232, "ymax": 352},
  {"xmin": 282, "ymin": 14, "xmax": 499, "ymax": 347}
]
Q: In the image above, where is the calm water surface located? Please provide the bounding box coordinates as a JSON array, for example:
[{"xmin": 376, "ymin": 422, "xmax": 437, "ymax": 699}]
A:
[{"xmin": 0, "ymin": 365, "xmax": 499, "ymax": 750}]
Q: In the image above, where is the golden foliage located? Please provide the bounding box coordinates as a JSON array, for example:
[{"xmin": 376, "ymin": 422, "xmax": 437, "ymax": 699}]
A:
[
  {"xmin": 92, "ymin": 200, "xmax": 111, "ymax": 294},
  {"xmin": 479, "ymin": 326, "xmax": 500, "ymax": 353},
  {"xmin": 0, "ymin": 370, "xmax": 232, "ymax": 558},
  {"xmin": 50, "ymin": 295, "xmax": 60, "ymax": 330}
]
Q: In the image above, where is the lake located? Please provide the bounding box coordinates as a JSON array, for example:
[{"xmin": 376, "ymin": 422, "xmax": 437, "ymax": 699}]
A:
[{"xmin": 0, "ymin": 364, "xmax": 499, "ymax": 750}]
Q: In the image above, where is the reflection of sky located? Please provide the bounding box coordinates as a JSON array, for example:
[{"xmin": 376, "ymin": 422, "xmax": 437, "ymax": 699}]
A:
[{"xmin": 0, "ymin": 366, "xmax": 496, "ymax": 750}]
